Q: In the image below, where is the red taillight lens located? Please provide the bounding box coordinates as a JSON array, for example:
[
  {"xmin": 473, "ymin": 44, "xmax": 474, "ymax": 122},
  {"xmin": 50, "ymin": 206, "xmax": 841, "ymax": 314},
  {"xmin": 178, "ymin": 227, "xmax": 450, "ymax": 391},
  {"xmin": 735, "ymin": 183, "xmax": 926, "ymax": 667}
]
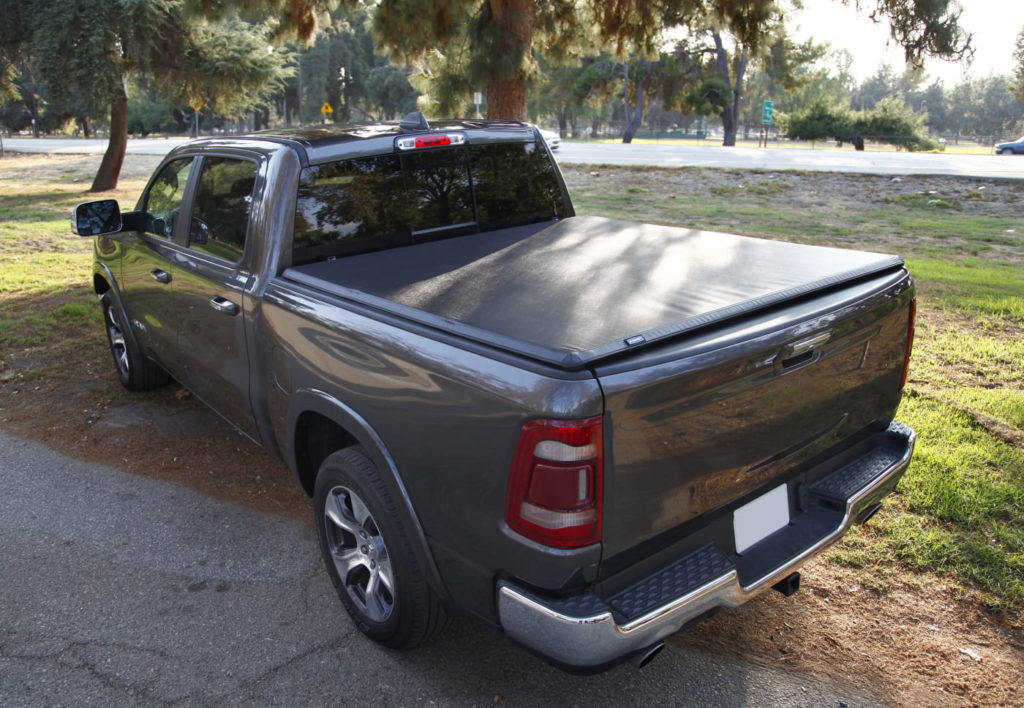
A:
[
  {"xmin": 505, "ymin": 417, "xmax": 603, "ymax": 548},
  {"xmin": 899, "ymin": 297, "xmax": 916, "ymax": 392},
  {"xmin": 415, "ymin": 134, "xmax": 451, "ymax": 148},
  {"xmin": 396, "ymin": 133, "xmax": 467, "ymax": 151}
]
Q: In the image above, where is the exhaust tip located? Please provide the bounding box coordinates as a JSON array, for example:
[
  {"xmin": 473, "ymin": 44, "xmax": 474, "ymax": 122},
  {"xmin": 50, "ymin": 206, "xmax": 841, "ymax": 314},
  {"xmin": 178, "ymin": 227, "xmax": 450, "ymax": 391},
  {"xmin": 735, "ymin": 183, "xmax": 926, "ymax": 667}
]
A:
[
  {"xmin": 632, "ymin": 642, "xmax": 664, "ymax": 668},
  {"xmin": 772, "ymin": 571, "xmax": 801, "ymax": 597}
]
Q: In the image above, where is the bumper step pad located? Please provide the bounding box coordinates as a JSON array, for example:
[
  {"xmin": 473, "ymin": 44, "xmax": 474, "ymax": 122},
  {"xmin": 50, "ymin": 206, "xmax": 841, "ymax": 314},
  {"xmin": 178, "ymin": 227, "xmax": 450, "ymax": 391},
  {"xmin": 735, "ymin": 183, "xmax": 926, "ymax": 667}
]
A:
[
  {"xmin": 810, "ymin": 420, "xmax": 913, "ymax": 504},
  {"xmin": 608, "ymin": 544, "xmax": 733, "ymax": 622}
]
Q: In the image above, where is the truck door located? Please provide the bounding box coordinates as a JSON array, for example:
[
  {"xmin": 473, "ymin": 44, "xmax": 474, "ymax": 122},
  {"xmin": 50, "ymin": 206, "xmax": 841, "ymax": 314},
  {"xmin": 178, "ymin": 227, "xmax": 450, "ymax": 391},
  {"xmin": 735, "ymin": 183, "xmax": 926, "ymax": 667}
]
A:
[
  {"xmin": 170, "ymin": 155, "xmax": 260, "ymax": 441},
  {"xmin": 119, "ymin": 157, "xmax": 195, "ymax": 371}
]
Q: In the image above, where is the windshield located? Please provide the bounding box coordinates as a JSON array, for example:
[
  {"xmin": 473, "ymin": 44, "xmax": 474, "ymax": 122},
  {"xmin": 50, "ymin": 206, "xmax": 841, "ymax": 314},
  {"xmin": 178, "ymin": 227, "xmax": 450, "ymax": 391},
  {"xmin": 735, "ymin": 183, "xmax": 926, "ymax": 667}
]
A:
[{"xmin": 292, "ymin": 140, "xmax": 567, "ymax": 264}]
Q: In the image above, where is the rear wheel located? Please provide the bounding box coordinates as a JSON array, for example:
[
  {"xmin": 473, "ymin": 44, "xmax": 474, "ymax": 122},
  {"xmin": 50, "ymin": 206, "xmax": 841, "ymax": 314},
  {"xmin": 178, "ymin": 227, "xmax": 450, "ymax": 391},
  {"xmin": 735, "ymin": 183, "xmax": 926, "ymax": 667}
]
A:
[
  {"xmin": 101, "ymin": 291, "xmax": 168, "ymax": 391},
  {"xmin": 314, "ymin": 446, "xmax": 447, "ymax": 648}
]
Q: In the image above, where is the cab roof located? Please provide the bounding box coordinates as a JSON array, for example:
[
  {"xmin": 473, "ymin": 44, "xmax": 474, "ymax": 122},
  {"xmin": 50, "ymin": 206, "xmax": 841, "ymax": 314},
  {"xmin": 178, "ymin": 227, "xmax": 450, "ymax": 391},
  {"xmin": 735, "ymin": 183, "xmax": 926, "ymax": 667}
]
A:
[{"xmin": 249, "ymin": 114, "xmax": 536, "ymax": 165}]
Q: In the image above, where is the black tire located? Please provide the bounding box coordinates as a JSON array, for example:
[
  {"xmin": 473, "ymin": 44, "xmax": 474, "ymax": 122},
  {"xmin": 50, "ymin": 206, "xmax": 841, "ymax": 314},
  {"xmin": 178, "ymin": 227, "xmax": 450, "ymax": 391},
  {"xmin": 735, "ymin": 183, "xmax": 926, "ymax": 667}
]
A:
[
  {"xmin": 100, "ymin": 291, "xmax": 169, "ymax": 391},
  {"xmin": 314, "ymin": 446, "xmax": 447, "ymax": 648},
  {"xmin": 998, "ymin": 148, "xmax": 1012, "ymax": 155}
]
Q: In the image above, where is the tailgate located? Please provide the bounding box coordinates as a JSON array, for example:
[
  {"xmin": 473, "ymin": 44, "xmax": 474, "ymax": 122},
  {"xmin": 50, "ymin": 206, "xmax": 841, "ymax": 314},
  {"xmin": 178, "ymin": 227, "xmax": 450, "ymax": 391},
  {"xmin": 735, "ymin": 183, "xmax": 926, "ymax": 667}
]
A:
[{"xmin": 594, "ymin": 268, "xmax": 914, "ymax": 566}]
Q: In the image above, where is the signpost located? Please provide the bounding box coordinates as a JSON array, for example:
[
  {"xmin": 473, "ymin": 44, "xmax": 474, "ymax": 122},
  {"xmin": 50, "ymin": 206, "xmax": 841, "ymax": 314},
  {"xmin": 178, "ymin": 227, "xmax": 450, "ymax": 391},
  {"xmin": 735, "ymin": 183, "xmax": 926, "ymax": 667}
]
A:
[
  {"xmin": 188, "ymin": 97, "xmax": 203, "ymax": 139},
  {"xmin": 759, "ymin": 100, "xmax": 774, "ymax": 148}
]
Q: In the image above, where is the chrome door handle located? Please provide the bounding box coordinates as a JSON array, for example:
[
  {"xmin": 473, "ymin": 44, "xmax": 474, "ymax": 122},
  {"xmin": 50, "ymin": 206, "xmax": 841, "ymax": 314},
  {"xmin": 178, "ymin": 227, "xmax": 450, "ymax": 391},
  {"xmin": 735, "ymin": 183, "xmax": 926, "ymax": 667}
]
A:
[
  {"xmin": 150, "ymin": 269, "xmax": 171, "ymax": 284},
  {"xmin": 209, "ymin": 296, "xmax": 239, "ymax": 316}
]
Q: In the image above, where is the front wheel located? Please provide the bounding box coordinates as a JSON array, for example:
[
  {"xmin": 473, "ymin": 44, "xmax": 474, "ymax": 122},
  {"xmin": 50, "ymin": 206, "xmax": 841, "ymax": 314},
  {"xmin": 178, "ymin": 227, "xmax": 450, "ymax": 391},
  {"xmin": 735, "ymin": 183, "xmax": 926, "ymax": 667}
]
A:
[
  {"xmin": 997, "ymin": 148, "xmax": 1012, "ymax": 155},
  {"xmin": 101, "ymin": 291, "xmax": 168, "ymax": 391},
  {"xmin": 314, "ymin": 447, "xmax": 447, "ymax": 648}
]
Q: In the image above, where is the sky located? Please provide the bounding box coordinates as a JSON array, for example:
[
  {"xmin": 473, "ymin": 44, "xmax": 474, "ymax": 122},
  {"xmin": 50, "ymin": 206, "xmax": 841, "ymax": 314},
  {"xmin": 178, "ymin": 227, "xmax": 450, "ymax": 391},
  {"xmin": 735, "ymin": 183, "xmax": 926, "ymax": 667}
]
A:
[{"xmin": 790, "ymin": 1, "xmax": 1023, "ymax": 86}]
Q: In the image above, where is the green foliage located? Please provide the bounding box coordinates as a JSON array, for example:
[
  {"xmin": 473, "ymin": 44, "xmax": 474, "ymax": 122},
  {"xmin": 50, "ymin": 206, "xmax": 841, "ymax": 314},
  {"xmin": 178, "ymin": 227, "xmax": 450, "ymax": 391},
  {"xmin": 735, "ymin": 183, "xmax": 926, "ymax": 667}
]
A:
[
  {"xmin": 0, "ymin": 51, "xmax": 18, "ymax": 105},
  {"xmin": 30, "ymin": 0, "xmax": 183, "ymax": 116},
  {"xmin": 364, "ymin": 64, "xmax": 418, "ymax": 119},
  {"xmin": 1014, "ymin": 27, "xmax": 1024, "ymax": 100},
  {"xmin": 862, "ymin": 96, "xmax": 933, "ymax": 149},
  {"xmin": 179, "ymin": 20, "xmax": 292, "ymax": 116},
  {"xmin": 783, "ymin": 100, "xmax": 835, "ymax": 142},
  {"xmin": 787, "ymin": 97, "xmax": 935, "ymax": 150},
  {"xmin": 126, "ymin": 81, "xmax": 176, "ymax": 135}
]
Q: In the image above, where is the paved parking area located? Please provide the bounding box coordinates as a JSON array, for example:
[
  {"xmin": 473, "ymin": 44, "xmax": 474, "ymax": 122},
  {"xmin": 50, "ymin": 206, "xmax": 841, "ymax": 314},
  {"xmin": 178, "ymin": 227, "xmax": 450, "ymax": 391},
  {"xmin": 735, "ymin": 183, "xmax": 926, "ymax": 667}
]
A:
[{"xmin": 0, "ymin": 430, "xmax": 881, "ymax": 706}]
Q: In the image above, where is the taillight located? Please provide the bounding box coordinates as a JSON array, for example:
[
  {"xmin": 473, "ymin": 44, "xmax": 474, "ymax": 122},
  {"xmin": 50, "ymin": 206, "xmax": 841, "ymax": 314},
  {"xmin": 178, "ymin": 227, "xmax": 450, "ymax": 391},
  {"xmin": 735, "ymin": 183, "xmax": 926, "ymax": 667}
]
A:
[
  {"xmin": 900, "ymin": 297, "xmax": 916, "ymax": 391},
  {"xmin": 395, "ymin": 133, "xmax": 467, "ymax": 150},
  {"xmin": 505, "ymin": 417, "xmax": 603, "ymax": 548}
]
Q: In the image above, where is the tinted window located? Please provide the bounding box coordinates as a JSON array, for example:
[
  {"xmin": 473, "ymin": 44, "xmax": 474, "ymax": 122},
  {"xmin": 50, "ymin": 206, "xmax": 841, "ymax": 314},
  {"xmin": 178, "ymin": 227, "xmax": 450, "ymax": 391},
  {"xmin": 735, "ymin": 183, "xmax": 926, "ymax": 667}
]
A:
[
  {"xmin": 143, "ymin": 158, "xmax": 193, "ymax": 239},
  {"xmin": 188, "ymin": 157, "xmax": 257, "ymax": 262},
  {"xmin": 470, "ymin": 142, "xmax": 566, "ymax": 229},
  {"xmin": 293, "ymin": 139, "xmax": 566, "ymax": 264}
]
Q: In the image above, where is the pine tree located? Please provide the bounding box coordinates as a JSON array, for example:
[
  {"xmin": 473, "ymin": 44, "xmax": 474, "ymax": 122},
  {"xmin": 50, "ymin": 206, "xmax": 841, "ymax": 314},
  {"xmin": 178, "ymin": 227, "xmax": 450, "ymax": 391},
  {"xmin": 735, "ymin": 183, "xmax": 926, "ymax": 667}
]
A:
[
  {"xmin": 0, "ymin": 0, "xmax": 317, "ymax": 190},
  {"xmin": 369, "ymin": 0, "xmax": 971, "ymax": 123}
]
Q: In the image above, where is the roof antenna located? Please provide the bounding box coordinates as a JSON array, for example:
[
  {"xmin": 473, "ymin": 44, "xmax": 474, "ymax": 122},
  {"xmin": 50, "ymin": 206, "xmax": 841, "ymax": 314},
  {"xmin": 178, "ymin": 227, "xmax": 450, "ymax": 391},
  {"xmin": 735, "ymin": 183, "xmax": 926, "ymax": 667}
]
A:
[{"xmin": 400, "ymin": 112, "xmax": 430, "ymax": 132}]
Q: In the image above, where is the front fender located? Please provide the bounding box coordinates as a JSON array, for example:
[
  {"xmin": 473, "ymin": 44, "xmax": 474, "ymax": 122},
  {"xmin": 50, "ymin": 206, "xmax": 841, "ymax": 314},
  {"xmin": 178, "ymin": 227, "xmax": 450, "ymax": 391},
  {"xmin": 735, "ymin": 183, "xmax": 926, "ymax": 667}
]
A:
[{"xmin": 93, "ymin": 263, "xmax": 142, "ymax": 355}]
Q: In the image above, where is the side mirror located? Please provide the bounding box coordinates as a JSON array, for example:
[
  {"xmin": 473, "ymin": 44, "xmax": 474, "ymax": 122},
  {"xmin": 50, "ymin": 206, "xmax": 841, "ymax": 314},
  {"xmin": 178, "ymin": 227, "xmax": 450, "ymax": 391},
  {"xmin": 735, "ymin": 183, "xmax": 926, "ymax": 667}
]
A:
[{"xmin": 71, "ymin": 199, "xmax": 122, "ymax": 236}]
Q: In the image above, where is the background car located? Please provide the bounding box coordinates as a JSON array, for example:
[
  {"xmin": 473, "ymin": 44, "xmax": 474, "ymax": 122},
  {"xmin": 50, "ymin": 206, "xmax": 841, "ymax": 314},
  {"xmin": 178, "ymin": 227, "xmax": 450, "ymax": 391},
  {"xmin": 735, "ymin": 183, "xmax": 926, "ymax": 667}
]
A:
[
  {"xmin": 538, "ymin": 127, "xmax": 560, "ymax": 150},
  {"xmin": 994, "ymin": 137, "xmax": 1024, "ymax": 154}
]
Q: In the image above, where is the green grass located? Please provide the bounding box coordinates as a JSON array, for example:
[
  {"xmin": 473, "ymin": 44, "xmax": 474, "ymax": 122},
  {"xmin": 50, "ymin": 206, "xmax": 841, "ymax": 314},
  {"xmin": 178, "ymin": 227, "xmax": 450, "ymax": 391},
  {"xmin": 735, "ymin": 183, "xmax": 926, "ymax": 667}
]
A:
[
  {"xmin": 907, "ymin": 258, "xmax": 1024, "ymax": 325},
  {"xmin": 875, "ymin": 393, "xmax": 1024, "ymax": 615},
  {"xmin": 0, "ymin": 161, "xmax": 145, "ymax": 357},
  {"xmin": 832, "ymin": 255, "xmax": 1024, "ymax": 620},
  {"xmin": 2, "ymin": 155, "xmax": 1022, "ymax": 624},
  {"xmin": 570, "ymin": 167, "xmax": 1024, "ymax": 622}
]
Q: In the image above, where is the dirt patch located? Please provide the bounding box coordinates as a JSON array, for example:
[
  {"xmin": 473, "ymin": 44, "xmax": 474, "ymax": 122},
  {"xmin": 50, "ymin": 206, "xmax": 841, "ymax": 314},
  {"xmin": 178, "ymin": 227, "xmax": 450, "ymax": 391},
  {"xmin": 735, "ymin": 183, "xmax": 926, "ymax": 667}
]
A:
[
  {"xmin": 680, "ymin": 559, "xmax": 1024, "ymax": 706},
  {"xmin": 2, "ymin": 153, "xmax": 1022, "ymax": 704}
]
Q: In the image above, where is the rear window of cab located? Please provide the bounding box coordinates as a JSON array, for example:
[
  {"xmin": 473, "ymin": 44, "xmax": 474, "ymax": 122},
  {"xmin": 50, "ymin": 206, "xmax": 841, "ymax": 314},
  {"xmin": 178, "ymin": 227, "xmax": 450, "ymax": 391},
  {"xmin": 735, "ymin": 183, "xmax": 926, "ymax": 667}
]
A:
[{"xmin": 292, "ymin": 141, "xmax": 567, "ymax": 265}]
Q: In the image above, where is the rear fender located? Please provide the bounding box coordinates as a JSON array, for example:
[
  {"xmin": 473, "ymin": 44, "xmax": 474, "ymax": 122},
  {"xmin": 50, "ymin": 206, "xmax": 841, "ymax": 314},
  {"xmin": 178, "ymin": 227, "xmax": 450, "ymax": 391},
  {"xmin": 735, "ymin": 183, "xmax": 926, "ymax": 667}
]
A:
[{"xmin": 285, "ymin": 388, "xmax": 448, "ymax": 600}]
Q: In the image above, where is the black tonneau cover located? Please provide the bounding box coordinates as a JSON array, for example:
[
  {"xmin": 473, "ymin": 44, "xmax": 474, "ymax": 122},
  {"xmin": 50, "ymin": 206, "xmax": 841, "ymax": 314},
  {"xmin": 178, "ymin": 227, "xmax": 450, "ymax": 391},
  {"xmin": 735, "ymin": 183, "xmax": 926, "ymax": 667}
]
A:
[{"xmin": 283, "ymin": 215, "xmax": 904, "ymax": 369}]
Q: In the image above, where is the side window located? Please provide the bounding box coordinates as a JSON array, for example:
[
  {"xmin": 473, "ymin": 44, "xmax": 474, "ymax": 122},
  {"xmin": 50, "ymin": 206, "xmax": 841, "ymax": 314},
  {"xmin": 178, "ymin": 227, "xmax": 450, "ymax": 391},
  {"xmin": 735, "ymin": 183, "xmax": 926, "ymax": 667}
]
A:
[
  {"xmin": 188, "ymin": 157, "xmax": 257, "ymax": 263},
  {"xmin": 143, "ymin": 158, "xmax": 194, "ymax": 239}
]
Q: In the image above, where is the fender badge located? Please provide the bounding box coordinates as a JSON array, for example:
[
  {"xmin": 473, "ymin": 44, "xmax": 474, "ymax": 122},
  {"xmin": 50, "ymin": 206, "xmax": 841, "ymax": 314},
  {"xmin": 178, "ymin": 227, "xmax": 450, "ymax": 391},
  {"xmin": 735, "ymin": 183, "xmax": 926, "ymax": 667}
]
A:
[{"xmin": 624, "ymin": 335, "xmax": 646, "ymax": 347}]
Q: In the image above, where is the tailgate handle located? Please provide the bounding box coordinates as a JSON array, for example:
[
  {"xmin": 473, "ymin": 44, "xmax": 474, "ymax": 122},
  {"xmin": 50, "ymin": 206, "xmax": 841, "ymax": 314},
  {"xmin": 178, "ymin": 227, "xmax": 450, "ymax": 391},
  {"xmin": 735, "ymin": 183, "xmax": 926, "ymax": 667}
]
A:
[{"xmin": 782, "ymin": 331, "xmax": 831, "ymax": 368}]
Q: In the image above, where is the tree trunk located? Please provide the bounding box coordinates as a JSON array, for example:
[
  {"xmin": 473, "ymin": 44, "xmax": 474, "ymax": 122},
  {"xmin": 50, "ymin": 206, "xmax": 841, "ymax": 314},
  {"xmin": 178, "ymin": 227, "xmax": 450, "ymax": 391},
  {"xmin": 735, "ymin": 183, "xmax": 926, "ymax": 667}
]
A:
[
  {"xmin": 621, "ymin": 61, "xmax": 648, "ymax": 144},
  {"xmin": 486, "ymin": 0, "xmax": 533, "ymax": 121},
  {"xmin": 24, "ymin": 64, "xmax": 41, "ymax": 138},
  {"xmin": 622, "ymin": 76, "xmax": 646, "ymax": 143},
  {"xmin": 712, "ymin": 31, "xmax": 748, "ymax": 148},
  {"xmin": 90, "ymin": 85, "xmax": 128, "ymax": 192}
]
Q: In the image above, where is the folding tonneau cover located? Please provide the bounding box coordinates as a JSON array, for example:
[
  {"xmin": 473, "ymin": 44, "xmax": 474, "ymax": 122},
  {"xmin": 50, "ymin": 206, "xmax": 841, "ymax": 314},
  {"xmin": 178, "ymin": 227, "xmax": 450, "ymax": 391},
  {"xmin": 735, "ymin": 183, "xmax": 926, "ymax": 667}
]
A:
[{"xmin": 283, "ymin": 215, "xmax": 905, "ymax": 369}]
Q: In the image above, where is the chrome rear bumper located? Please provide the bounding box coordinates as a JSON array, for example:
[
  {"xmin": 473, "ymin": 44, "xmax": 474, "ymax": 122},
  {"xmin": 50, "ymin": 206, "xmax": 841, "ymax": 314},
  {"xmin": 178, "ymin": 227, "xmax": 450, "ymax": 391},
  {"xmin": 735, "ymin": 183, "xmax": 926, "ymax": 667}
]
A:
[{"xmin": 498, "ymin": 421, "xmax": 915, "ymax": 670}]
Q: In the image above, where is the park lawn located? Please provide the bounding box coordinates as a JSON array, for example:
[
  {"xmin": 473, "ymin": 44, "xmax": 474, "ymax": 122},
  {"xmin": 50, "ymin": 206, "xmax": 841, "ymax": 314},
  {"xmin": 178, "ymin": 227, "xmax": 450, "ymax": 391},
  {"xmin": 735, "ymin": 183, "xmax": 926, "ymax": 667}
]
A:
[
  {"xmin": 1, "ymin": 154, "xmax": 1022, "ymax": 625},
  {"xmin": 568, "ymin": 166, "xmax": 1024, "ymax": 623}
]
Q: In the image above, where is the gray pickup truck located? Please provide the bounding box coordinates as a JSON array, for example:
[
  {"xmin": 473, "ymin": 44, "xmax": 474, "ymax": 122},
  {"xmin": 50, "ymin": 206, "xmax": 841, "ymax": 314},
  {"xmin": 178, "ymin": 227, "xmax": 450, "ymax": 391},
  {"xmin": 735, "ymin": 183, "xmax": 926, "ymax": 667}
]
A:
[{"xmin": 72, "ymin": 114, "xmax": 916, "ymax": 672}]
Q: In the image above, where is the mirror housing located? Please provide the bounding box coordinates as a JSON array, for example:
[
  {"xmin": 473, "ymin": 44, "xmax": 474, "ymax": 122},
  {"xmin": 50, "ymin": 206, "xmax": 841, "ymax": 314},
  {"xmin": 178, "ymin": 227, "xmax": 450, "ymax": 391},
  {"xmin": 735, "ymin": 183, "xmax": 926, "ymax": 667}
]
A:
[{"xmin": 71, "ymin": 199, "xmax": 122, "ymax": 236}]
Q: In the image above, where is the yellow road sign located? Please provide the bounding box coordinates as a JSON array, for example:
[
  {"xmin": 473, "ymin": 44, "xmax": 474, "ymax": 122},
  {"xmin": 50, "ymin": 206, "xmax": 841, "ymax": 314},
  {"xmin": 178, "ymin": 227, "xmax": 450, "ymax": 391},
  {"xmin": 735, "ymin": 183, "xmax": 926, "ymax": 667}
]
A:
[{"xmin": 321, "ymin": 102, "xmax": 334, "ymax": 115}]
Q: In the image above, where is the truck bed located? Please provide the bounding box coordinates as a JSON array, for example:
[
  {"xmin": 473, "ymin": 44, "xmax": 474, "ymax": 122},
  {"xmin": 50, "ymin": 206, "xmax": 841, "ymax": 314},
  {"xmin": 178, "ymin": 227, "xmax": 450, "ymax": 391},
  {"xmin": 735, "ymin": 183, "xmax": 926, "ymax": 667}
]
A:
[{"xmin": 283, "ymin": 215, "xmax": 904, "ymax": 369}]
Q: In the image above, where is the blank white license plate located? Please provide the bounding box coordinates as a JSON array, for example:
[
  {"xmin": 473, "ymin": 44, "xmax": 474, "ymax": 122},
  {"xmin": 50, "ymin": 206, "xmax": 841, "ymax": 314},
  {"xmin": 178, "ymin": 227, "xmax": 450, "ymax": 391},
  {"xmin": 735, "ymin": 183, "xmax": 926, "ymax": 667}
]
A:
[{"xmin": 733, "ymin": 484, "xmax": 790, "ymax": 554}]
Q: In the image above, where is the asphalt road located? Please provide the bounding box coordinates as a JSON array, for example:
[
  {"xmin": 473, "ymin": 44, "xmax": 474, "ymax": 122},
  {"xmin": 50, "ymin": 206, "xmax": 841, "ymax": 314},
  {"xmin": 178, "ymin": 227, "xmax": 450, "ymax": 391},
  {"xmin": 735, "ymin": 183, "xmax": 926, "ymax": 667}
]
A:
[
  {"xmin": 555, "ymin": 141, "xmax": 1023, "ymax": 180},
  {"xmin": 4, "ymin": 135, "xmax": 1021, "ymax": 179},
  {"xmin": 0, "ymin": 429, "xmax": 881, "ymax": 706}
]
